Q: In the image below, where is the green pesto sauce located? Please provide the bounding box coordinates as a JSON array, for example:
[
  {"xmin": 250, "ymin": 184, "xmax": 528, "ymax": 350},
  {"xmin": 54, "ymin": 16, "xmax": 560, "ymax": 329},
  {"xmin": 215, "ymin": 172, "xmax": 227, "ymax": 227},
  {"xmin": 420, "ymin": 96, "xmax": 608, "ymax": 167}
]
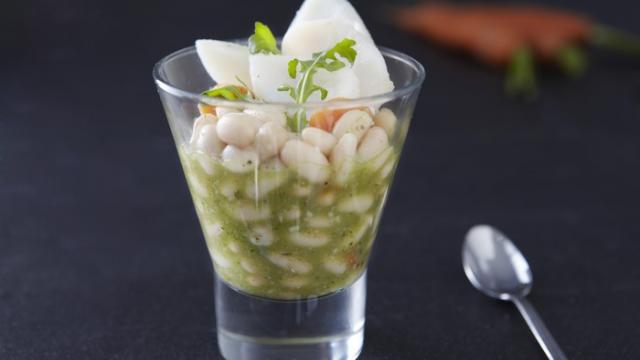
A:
[{"xmin": 179, "ymin": 145, "xmax": 398, "ymax": 299}]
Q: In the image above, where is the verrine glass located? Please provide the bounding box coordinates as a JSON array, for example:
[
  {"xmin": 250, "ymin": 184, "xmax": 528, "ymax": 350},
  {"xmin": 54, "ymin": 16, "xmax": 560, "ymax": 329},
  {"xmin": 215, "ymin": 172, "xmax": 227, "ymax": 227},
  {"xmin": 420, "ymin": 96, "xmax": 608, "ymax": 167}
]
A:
[{"xmin": 153, "ymin": 44, "xmax": 424, "ymax": 360}]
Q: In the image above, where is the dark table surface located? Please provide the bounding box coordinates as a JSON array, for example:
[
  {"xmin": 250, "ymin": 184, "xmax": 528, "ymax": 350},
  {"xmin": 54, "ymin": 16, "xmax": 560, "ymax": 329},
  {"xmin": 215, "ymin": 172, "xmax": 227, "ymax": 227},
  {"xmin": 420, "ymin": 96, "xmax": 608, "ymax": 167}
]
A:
[{"xmin": 2, "ymin": 0, "xmax": 640, "ymax": 358}]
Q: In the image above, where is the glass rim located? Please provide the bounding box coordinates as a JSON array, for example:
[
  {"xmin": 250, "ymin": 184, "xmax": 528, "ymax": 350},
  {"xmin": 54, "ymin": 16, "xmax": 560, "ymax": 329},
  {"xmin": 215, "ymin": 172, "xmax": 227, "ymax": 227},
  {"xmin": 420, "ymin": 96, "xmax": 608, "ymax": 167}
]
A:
[{"xmin": 152, "ymin": 42, "xmax": 425, "ymax": 110}]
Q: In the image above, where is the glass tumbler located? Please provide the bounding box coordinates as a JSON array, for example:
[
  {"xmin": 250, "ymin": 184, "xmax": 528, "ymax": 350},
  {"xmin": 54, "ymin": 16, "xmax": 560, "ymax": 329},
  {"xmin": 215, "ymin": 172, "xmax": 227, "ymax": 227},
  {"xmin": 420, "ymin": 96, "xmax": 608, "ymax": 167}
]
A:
[{"xmin": 153, "ymin": 44, "xmax": 424, "ymax": 360}]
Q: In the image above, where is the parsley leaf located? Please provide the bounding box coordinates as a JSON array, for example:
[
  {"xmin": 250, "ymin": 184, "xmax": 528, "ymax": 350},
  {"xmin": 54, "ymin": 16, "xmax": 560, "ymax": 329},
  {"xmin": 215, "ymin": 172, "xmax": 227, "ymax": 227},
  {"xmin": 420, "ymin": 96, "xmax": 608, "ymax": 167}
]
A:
[{"xmin": 248, "ymin": 21, "xmax": 280, "ymax": 55}]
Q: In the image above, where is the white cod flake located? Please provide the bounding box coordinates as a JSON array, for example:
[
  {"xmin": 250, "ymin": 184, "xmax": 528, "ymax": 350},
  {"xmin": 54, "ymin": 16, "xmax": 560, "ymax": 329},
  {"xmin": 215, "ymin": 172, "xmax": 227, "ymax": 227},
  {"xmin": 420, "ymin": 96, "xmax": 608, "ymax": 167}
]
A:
[
  {"xmin": 281, "ymin": 276, "xmax": 309, "ymax": 289},
  {"xmin": 267, "ymin": 253, "xmax": 312, "ymax": 274},
  {"xmin": 195, "ymin": 40, "xmax": 251, "ymax": 86},
  {"xmin": 338, "ymin": 194, "xmax": 374, "ymax": 213},
  {"xmin": 233, "ymin": 203, "xmax": 271, "ymax": 221},
  {"xmin": 324, "ymin": 258, "xmax": 347, "ymax": 275},
  {"xmin": 289, "ymin": 232, "xmax": 330, "ymax": 248},
  {"xmin": 249, "ymin": 225, "xmax": 274, "ymax": 246}
]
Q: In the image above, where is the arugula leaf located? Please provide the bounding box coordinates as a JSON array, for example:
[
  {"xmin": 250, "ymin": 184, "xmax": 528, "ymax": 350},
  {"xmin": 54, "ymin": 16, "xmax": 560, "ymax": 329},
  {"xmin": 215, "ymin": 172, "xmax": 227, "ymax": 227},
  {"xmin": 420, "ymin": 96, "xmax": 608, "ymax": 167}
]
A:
[
  {"xmin": 248, "ymin": 21, "xmax": 280, "ymax": 55},
  {"xmin": 202, "ymin": 85, "xmax": 251, "ymax": 101},
  {"xmin": 277, "ymin": 38, "xmax": 357, "ymax": 132},
  {"xmin": 279, "ymin": 38, "xmax": 357, "ymax": 104},
  {"xmin": 285, "ymin": 112, "xmax": 307, "ymax": 133},
  {"xmin": 235, "ymin": 75, "xmax": 256, "ymax": 99}
]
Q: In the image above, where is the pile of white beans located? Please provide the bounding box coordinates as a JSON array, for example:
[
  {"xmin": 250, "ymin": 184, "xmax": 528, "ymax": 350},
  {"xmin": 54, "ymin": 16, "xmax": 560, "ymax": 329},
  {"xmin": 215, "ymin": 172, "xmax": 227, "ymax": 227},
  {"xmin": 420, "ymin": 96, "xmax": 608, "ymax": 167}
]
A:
[{"xmin": 190, "ymin": 105, "xmax": 398, "ymax": 184}]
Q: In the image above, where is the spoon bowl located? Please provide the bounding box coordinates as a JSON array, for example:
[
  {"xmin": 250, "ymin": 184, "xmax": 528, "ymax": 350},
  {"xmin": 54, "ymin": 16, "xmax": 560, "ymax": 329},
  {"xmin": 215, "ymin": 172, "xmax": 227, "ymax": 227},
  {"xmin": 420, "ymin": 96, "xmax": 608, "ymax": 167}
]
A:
[{"xmin": 463, "ymin": 225, "xmax": 533, "ymax": 300}]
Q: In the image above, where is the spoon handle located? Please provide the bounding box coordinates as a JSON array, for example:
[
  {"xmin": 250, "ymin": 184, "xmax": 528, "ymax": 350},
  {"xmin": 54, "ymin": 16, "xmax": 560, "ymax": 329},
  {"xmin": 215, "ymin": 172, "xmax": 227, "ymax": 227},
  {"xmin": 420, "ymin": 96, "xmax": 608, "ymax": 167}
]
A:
[{"xmin": 512, "ymin": 297, "xmax": 568, "ymax": 360}]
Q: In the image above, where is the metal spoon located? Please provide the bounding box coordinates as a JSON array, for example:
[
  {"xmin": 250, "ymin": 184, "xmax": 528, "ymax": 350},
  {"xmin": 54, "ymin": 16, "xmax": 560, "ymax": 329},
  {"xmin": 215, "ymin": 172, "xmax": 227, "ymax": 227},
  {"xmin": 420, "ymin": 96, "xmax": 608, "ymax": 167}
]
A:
[{"xmin": 462, "ymin": 225, "xmax": 567, "ymax": 360}]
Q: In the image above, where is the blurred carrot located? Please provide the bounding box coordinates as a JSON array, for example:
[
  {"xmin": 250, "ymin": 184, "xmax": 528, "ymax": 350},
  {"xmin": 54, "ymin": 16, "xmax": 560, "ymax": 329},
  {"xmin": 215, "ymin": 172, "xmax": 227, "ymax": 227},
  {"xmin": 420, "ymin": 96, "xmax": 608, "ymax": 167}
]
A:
[{"xmin": 393, "ymin": 3, "xmax": 640, "ymax": 99}]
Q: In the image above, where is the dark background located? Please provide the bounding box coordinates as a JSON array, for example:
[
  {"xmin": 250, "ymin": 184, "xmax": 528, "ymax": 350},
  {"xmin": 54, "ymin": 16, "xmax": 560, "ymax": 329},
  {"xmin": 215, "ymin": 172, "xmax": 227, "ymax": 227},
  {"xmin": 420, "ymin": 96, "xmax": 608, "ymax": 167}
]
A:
[{"xmin": 2, "ymin": 0, "xmax": 640, "ymax": 358}]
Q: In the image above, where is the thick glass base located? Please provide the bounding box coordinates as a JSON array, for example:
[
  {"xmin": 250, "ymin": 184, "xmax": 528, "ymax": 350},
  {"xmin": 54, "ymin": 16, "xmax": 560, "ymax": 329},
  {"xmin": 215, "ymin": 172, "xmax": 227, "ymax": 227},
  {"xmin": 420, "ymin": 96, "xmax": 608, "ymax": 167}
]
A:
[{"xmin": 215, "ymin": 272, "xmax": 367, "ymax": 360}]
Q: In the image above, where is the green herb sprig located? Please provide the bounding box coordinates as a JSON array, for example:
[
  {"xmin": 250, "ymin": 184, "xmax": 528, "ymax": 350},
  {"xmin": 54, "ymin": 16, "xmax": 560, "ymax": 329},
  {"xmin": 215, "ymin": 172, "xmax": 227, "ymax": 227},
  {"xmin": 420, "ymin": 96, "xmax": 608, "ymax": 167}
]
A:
[
  {"xmin": 278, "ymin": 38, "xmax": 357, "ymax": 131},
  {"xmin": 202, "ymin": 85, "xmax": 251, "ymax": 101},
  {"xmin": 248, "ymin": 21, "xmax": 280, "ymax": 55}
]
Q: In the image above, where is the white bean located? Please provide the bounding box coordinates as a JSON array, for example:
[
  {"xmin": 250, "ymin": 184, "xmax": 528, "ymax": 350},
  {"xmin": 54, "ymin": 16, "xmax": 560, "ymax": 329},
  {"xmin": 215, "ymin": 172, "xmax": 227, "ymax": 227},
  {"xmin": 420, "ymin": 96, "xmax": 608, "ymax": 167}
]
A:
[
  {"xmin": 324, "ymin": 258, "xmax": 347, "ymax": 275},
  {"xmin": 267, "ymin": 253, "xmax": 312, "ymax": 274},
  {"xmin": 380, "ymin": 160, "xmax": 394, "ymax": 179},
  {"xmin": 194, "ymin": 201, "xmax": 205, "ymax": 214},
  {"xmin": 281, "ymin": 140, "xmax": 330, "ymax": 184},
  {"xmin": 338, "ymin": 194, "xmax": 374, "ymax": 213},
  {"xmin": 219, "ymin": 181, "xmax": 237, "ymax": 199},
  {"xmin": 244, "ymin": 109, "xmax": 287, "ymax": 127},
  {"xmin": 282, "ymin": 277, "xmax": 309, "ymax": 289},
  {"xmin": 292, "ymin": 183, "xmax": 312, "ymax": 197},
  {"xmin": 227, "ymin": 241, "xmax": 240, "ymax": 253},
  {"xmin": 330, "ymin": 133, "xmax": 358, "ymax": 167},
  {"xmin": 247, "ymin": 275, "xmax": 265, "ymax": 287},
  {"xmin": 194, "ymin": 152, "xmax": 216, "ymax": 175},
  {"xmin": 295, "ymin": 163, "xmax": 331, "ymax": 184},
  {"xmin": 232, "ymin": 202, "xmax": 271, "ymax": 221},
  {"xmin": 342, "ymin": 215, "xmax": 373, "ymax": 247},
  {"xmin": 307, "ymin": 216, "xmax": 332, "ymax": 228},
  {"xmin": 301, "ymin": 127, "xmax": 337, "ymax": 155},
  {"xmin": 260, "ymin": 156, "xmax": 286, "ymax": 171},
  {"xmin": 330, "ymin": 134, "xmax": 358, "ymax": 185},
  {"xmin": 368, "ymin": 147, "xmax": 393, "ymax": 172},
  {"xmin": 332, "ymin": 110, "xmax": 373, "ymax": 141},
  {"xmin": 216, "ymin": 112, "xmax": 260, "ymax": 148},
  {"xmin": 249, "ymin": 225, "xmax": 274, "ymax": 246},
  {"xmin": 357, "ymin": 127, "xmax": 389, "ymax": 162},
  {"xmin": 210, "ymin": 250, "xmax": 231, "ymax": 269},
  {"xmin": 255, "ymin": 121, "xmax": 289, "ymax": 160},
  {"xmin": 289, "ymin": 232, "xmax": 330, "ymax": 247},
  {"xmin": 240, "ymin": 258, "xmax": 258, "ymax": 273},
  {"xmin": 216, "ymin": 106, "xmax": 240, "ymax": 118},
  {"xmin": 245, "ymin": 174, "xmax": 288, "ymax": 200},
  {"xmin": 187, "ymin": 174, "xmax": 208, "ymax": 198},
  {"xmin": 316, "ymin": 190, "xmax": 336, "ymax": 207},
  {"xmin": 373, "ymin": 108, "xmax": 397, "ymax": 137},
  {"xmin": 283, "ymin": 206, "xmax": 301, "ymax": 221},
  {"xmin": 204, "ymin": 221, "xmax": 223, "ymax": 239},
  {"xmin": 221, "ymin": 145, "xmax": 259, "ymax": 173},
  {"xmin": 190, "ymin": 114, "xmax": 217, "ymax": 144},
  {"xmin": 194, "ymin": 123, "xmax": 225, "ymax": 158}
]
